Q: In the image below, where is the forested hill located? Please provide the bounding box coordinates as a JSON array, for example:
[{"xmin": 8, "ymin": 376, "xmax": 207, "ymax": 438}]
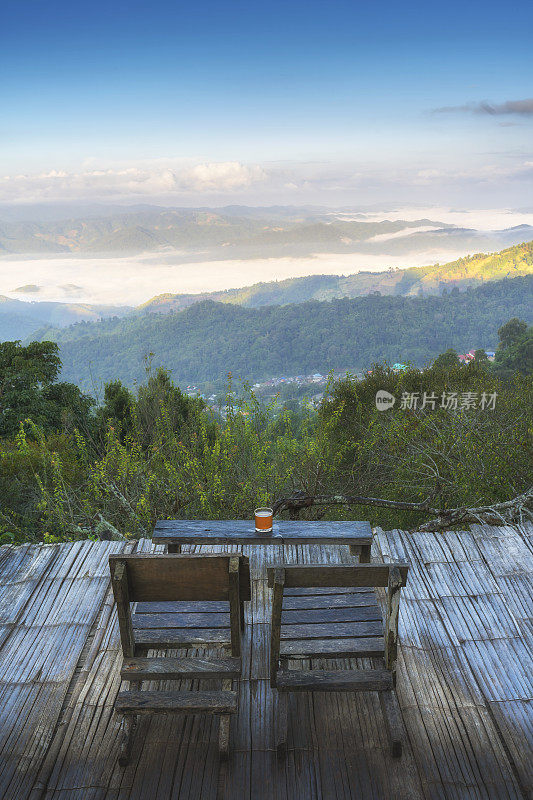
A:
[
  {"xmin": 2, "ymin": 239, "xmax": 532, "ymax": 342},
  {"xmin": 40, "ymin": 275, "xmax": 532, "ymax": 390},
  {"xmin": 140, "ymin": 239, "xmax": 533, "ymax": 312}
]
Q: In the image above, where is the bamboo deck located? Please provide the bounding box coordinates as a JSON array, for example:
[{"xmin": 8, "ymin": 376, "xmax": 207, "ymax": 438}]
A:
[{"xmin": 0, "ymin": 523, "xmax": 531, "ymax": 800}]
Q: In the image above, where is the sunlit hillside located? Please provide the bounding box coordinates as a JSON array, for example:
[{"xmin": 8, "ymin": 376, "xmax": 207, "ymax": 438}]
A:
[{"xmin": 140, "ymin": 239, "xmax": 533, "ymax": 312}]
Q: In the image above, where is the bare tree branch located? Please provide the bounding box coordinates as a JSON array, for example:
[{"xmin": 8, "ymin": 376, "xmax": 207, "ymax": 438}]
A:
[
  {"xmin": 416, "ymin": 486, "xmax": 533, "ymax": 531},
  {"xmin": 272, "ymin": 486, "xmax": 533, "ymax": 532},
  {"xmin": 273, "ymin": 490, "xmax": 439, "ymax": 517}
]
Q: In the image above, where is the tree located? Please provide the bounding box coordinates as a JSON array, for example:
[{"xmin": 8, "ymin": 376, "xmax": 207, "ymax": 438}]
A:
[
  {"xmin": 0, "ymin": 341, "xmax": 60, "ymax": 436},
  {"xmin": 135, "ymin": 367, "xmax": 208, "ymax": 447},
  {"xmin": 41, "ymin": 382, "xmax": 95, "ymax": 433},
  {"xmin": 99, "ymin": 380, "xmax": 134, "ymax": 436},
  {"xmin": 474, "ymin": 349, "xmax": 488, "ymax": 363},
  {"xmin": 0, "ymin": 341, "xmax": 94, "ymax": 437},
  {"xmin": 498, "ymin": 318, "xmax": 528, "ymax": 350},
  {"xmin": 433, "ymin": 348, "xmax": 460, "ymax": 369},
  {"xmin": 493, "ymin": 326, "xmax": 533, "ymax": 377},
  {"xmin": 0, "ymin": 340, "xmax": 60, "ymax": 389}
]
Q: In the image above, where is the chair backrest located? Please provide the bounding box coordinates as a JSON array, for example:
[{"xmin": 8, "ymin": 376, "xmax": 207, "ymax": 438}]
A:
[
  {"xmin": 110, "ymin": 553, "xmax": 251, "ymax": 602},
  {"xmin": 267, "ymin": 563, "xmax": 408, "ymax": 590},
  {"xmin": 109, "ymin": 553, "xmax": 251, "ymax": 657}
]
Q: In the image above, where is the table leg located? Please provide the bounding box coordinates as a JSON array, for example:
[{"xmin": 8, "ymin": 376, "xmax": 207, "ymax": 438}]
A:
[{"xmin": 359, "ymin": 543, "xmax": 371, "ymax": 563}]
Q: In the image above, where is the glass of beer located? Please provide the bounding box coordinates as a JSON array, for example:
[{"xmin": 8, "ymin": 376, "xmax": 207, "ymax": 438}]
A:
[{"xmin": 254, "ymin": 507, "xmax": 273, "ymax": 533}]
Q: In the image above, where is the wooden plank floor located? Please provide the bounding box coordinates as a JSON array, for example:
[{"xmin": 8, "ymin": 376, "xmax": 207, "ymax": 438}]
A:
[{"xmin": 0, "ymin": 525, "xmax": 531, "ymax": 800}]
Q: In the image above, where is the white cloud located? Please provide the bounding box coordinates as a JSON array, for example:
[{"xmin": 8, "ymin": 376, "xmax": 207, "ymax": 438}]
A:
[
  {"xmin": 0, "ymin": 161, "xmax": 267, "ymax": 204},
  {"xmin": 179, "ymin": 162, "xmax": 267, "ymax": 191},
  {"xmin": 1, "ymin": 154, "xmax": 533, "ymax": 207}
]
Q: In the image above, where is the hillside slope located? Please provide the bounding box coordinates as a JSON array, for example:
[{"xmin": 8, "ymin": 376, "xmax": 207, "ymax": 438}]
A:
[
  {"xmin": 40, "ymin": 275, "xmax": 533, "ymax": 390},
  {"xmin": 140, "ymin": 239, "xmax": 533, "ymax": 312},
  {"xmin": 0, "ymin": 297, "xmax": 132, "ymax": 341}
]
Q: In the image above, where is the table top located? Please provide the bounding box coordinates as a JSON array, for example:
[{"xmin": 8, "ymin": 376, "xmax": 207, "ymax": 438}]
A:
[{"xmin": 152, "ymin": 519, "xmax": 372, "ymax": 546}]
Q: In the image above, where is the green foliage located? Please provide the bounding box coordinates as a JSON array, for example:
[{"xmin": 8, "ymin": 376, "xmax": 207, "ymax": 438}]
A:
[
  {"xmin": 98, "ymin": 379, "xmax": 135, "ymax": 435},
  {"xmin": 134, "ymin": 367, "xmax": 209, "ymax": 448},
  {"xmin": 40, "ymin": 382, "xmax": 96, "ymax": 433},
  {"xmin": 0, "ymin": 379, "xmax": 317, "ymax": 543},
  {"xmin": 0, "ymin": 319, "xmax": 532, "ymax": 544},
  {"xmin": 0, "ymin": 339, "xmax": 61, "ymax": 384},
  {"xmin": 319, "ymin": 361, "xmax": 533, "ymax": 528}
]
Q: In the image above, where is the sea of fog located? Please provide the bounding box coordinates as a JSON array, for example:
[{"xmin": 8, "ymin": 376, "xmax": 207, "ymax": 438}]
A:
[
  {"xmin": 332, "ymin": 207, "xmax": 533, "ymax": 230},
  {"xmin": 1, "ymin": 247, "xmax": 472, "ymax": 307},
  {"xmin": 2, "ymin": 206, "xmax": 532, "ymax": 307}
]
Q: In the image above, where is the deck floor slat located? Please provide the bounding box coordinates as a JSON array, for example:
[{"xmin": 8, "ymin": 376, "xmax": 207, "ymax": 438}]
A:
[{"xmin": 0, "ymin": 523, "xmax": 531, "ymax": 799}]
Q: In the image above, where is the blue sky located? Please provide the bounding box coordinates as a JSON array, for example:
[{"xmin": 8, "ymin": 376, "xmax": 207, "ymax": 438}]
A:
[{"xmin": 2, "ymin": 0, "xmax": 533, "ymax": 206}]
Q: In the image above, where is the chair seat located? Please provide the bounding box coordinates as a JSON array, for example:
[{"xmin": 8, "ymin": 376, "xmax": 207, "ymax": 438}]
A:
[
  {"xmin": 276, "ymin": 668, "xmax": 393, "ymax": 692},
  {"xmin": 121, "ymin": 656, "xmax": 241, "ymax": 681},
  {"xmin": 132, "ymin": 603, "xmax": 232, "ymax": 651},
  {"xmin": 134, "ymin": 628, "xmax": 231, "ymax": 650},
  {"xmin": 280, "ymin": 636, "xmax": 385, "ymax": 658},
  {"xmin": 279, "ymin": 588, "xmax": 385, "ymax": 659},
  {"xmin": 280, "ymin": 620, "xmax": 383, "ymax": 639},
  {"xmin": 132, "ymin": 609, "xmax": 231, "ymax": 628},
  {"xmin": 115, "ymin": 690, "xmax": 237, "ymax": 715}
]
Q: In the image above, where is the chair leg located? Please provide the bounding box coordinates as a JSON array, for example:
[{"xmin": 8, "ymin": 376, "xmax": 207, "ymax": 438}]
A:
[
  {"xmin": 119, "ymin": 714, "xmax": 137, "ymax": 766},
  {"xmin": 219, "ymin": 678, "xmax": 232, "ymax": 759},
  {"xmin": 379, "ymin": 690, "xmax": 404, "ymax": 758},
  {"xmin": 276, "ymin": 691, "xmax": 288, "ymax": 754}
]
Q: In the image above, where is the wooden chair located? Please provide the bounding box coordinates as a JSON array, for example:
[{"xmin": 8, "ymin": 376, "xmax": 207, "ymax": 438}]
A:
[
  {"xmin": 109, "ymin": 553, "xmax": 251, "ymax": 764},
  {"xmin": 267, "ymin": 563, "xmax": 408, "ymax": 757}
]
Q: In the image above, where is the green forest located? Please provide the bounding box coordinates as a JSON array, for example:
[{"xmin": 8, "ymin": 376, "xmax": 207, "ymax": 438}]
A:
[
  {"xmin": 1, "ymin": 316, "xmax": 531, "ymax": 545},
  {"xmin": 36, "ymin": 274, "xmax": 533, "ymax": 390}
]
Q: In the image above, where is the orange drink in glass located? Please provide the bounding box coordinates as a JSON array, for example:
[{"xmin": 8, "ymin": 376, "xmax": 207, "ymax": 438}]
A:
[{"xmin": 254, "ymin": 507, "xmax": 273, "ymax": 532}]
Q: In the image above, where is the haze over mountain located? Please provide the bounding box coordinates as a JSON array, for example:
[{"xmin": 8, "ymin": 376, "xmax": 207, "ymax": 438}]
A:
[
  {"xmin": 0, "ymin": 297, "xmax": 131, "ymax": 341},
  {"xmin": 1, "ymin": 205, "xmax": 532, "ymax": 260}
]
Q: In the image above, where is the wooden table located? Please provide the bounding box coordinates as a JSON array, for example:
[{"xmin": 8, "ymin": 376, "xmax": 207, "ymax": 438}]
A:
[{"xmin": 152, "ymin": 520, "xmax": 373, "ymax": 562}]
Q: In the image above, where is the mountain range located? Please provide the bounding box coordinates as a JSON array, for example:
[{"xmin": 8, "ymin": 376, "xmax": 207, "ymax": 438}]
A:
[
  {"xmin": 30, "ymin": 275, "xmax": 533, "ymax": 391},
  {"xmin": 1, "ymin": 205, "xmax": 532, "ymax": 261}
]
